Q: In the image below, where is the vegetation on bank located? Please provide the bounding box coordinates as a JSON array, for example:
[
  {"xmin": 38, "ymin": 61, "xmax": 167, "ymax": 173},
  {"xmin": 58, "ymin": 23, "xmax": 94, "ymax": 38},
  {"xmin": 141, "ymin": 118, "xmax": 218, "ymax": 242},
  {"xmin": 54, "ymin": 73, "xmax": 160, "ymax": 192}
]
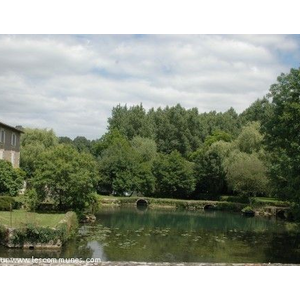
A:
[
  {"xmin": 97, "ymin": 194, "xmax": 288, "ymax": 214},
  {"xmin": 0, "ymin": 211, "xmax": 78, "ymax": 248},
  {"xmin": 0, "ymin": 67, "xmax": 300, "ymax": 218}
]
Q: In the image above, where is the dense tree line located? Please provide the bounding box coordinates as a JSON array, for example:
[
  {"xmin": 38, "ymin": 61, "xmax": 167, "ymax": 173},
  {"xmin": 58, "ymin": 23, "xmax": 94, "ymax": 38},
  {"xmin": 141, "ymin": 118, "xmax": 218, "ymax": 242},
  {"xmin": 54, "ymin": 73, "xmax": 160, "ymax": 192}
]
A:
[{"xmin": 1, "ymin": 67, "xmax": 300, "ymax": 211}]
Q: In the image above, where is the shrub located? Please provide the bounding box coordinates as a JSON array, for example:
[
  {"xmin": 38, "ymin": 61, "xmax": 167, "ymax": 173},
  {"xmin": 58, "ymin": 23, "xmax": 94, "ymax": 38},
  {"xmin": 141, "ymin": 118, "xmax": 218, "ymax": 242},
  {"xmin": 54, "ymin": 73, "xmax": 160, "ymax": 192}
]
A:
[
  {"xmin": 0, "ymin": 160, "xmax": 25, "ymax": 196},
  {"xmin": 10, "ymin": 211, "xmax": 78, "ymax": 246},
  {"xmin": 222, "ymin": 195, "xmax": 250, "ymax": 204},
  {"xmin": 11, "ymin": 225, "xmax": 64, "ymax": 246},
  {"xmin": 0, "ymin": 196, "xmax": 15, "ymax": 211},
  {"xmin": 241, "ymin": 206, "xmax": 255, "ymax": 214},
  {"xmin": 23, "ymin": 189, "xmax": 39, "ymax": 211}
]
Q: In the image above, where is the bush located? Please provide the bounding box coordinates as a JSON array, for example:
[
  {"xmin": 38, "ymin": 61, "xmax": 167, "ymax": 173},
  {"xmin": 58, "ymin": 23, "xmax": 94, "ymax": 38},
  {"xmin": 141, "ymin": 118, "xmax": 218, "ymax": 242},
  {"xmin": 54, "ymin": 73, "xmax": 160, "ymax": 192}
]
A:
[
  {"xmin": 241, "ymin": 206, "xmax": 255, "ymax": 215},
  {"xmin": 0, "ymin": 196, "xmax": 15, "ymax": 211},
  {"xmin": 222, "ymin": 195, "xmax": 250, "ymax": 204},
  {"xmin": 23, "ymin": 189, "xmax": 39, "ymax": 211},
  {"xmin": 9, "ymin": 211, "xmax": 78, "ymax": 246},
  {"xmin": 0, "ymin": 160, "xmax": 25, "ymax": 196}
]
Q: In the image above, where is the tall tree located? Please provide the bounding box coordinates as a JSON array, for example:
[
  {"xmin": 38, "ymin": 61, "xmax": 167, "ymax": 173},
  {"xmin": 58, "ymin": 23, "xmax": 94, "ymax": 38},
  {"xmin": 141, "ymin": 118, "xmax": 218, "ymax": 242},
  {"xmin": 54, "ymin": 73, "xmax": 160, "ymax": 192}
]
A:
[
  {"xmin": 240, "ymin": 97, "xmax": 273, "ymax": 125},
  {"xmin": 191, "ymin": 141, "xmax": 231, "ymax": 198},
  {"xmin": 153, "ymin": 151, "xmax": 196, "ymax": 199},
  {"xmin": 264, "ymin": 67, "xmax": 300, "ymax": 201}
]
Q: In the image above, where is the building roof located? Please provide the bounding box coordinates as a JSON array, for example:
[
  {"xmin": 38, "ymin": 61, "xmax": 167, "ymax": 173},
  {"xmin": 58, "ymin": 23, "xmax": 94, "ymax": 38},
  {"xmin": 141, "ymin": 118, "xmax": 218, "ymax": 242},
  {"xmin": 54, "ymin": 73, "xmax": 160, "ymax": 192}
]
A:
[{"xmin": 0, "ymin": 121, "xmax": 24, "ymax": 133}]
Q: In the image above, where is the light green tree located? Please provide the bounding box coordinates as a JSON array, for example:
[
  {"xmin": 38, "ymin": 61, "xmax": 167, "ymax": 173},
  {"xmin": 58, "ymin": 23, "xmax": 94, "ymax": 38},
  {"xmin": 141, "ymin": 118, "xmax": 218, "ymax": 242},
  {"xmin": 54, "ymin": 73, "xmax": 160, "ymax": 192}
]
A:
[
  {"xmin": 225, "ymin": 151, "xmax": 268, "ymax": 198},
  {"xmin": 33, "ymin": 144, "xmax": 98, "ymax": 211},
  {"xmin": 21, "ymin": 128, "xmax": 58, "ymax": 177}
]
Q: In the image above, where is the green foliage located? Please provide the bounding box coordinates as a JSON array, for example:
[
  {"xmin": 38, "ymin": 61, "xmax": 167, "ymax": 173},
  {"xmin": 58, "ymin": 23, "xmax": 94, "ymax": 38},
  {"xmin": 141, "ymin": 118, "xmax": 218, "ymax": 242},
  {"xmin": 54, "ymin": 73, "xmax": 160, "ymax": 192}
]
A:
[
  {"xmin": 264, "ymin": 67, "xmax": 300, "ymax": 202},
  {"xmin": 221, "ymin": 195, "xmax": 250, "ymax": 204},
  {"xmin": 153, "ymin": 151, "xmax": 196, "ymax": 199},
  {"xmin": 225, "ymin": 151, "xmax": 269, "ymax": 197},
  {"xmin": 108, "ymin": 104, "xmax": 242, "ymax": 157},
  {"xmin": 33, "ymin": 144, "xmax": 99, "ymax": 211},
  {"xmin": 108, "ymin": 104, "xmax": 154, "ymax": 140},
  {"xmin": 131, "ymin": 136, "xmax": 157, "ymax": 162},
  {"xmin": 72, "ymin": 136, "xmax": 92, "ymax": 153},
  {"xmin": 23, "ymin": 189, "xmax": 39, "ymax": 211},
  {"xmin": 191, "ymin": 141, "xmax": 230, "ymax": 197},
  {"xmin": 96, "ymin": 132, "xmax": 157, "ymax": 196},
  {"xmin": 0, "ymin": 196, "xmax": 15, "ymax": 211},
  {"xmin": 241, "ymin": 206, "xmax": 254, "ymax": 214},
  {"xmin": 21, "ymin": 128, "xmax": 58, "ymax": 177},
  {"xmin": 0, "ymin": 160, "xmax": 24, "ymax": 196},
  {"xmin": 11, "ymin": 225, "xmax": 62, "ymax": 246},
  {"xmin": 204, "ymin": 130, "xmax": 232, "ymax": 146},
  {"xmin": 240, "ymin": 97, "xmax": 273, "ymax": 125},
  {"xmin": 58, "ymin": 136, "xmax": 73, "ymax": 145},
  {"xmin": 235, "ymin": 122, "xmax": 263, "ymax": 154},
  {"xmin": 10, "ymin": 212, "xmax": 78, "ymax": 246}
]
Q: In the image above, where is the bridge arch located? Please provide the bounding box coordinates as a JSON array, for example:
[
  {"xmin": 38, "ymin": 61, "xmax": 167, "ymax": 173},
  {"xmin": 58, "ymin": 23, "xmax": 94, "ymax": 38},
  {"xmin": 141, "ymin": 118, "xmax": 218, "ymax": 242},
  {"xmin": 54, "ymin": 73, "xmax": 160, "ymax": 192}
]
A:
[
  {"xmin": 276, "ymin": 209, "xmax": 286, "ymax": 219},
  {"xmin": 136, "ymin": 199, "xmax": 148, "ymax": 207},
  {"xmin": 204, "ymin": 204, "xmax": 216, "ymax": 210}
]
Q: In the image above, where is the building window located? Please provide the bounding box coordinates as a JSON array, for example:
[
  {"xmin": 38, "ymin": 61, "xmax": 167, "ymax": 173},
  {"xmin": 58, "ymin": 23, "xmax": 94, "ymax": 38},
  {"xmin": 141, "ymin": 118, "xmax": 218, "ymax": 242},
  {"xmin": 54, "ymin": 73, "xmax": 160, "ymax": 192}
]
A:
[
  {"xmin": 11, "ymin": 133, "xmax": 17, "ymax": 146},
  {"xmin": 0, "ymin": 129, "xmax": 5, "ymax": 143}
]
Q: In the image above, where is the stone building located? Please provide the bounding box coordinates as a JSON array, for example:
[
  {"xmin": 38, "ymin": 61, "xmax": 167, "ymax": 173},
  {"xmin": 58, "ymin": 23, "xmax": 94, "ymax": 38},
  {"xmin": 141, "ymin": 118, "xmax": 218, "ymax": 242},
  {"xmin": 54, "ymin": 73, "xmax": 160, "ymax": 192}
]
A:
[{"xmin": 0, "ymin": 121, "xmax": 24, "ymax": 168}]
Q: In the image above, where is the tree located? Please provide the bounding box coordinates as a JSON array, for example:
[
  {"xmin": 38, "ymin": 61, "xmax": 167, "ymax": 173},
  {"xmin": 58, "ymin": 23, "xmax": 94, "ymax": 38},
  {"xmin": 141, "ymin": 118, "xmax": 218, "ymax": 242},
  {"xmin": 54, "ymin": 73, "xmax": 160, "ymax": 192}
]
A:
[
  {"xmin": 235, "ymin": 122, "xmax": 263, "ymax": 154},
  {"xmin": 225, "ymin": 151, "xmax": 268, "ymax": 198},
  {"xmin": 72, "ymin": 136, "xmax": 92, "ymax": 153},
  {"xmin": 33, "ymin": 144, "xmax": 98, "ymax": 211},
  {"xmin": 97, "ymin": 132, "xmax": 140, "ymax": 195},
  {"xmin": 108, "ymin": 104, "xmax": 154, "ymax": 140},
  {"xmin": 191, "ymin": 141, "xmax": 231, "ymax": 198},
  {"xmin": 131, "ymin": 136, "xmax": 157, "ymax": 162},
  {"xmin": 21, "ymin": 128, "xmax": 58, "ymax": 177},
  {"xmin": 153, "ymin": 151, "xmax": 196, "ymax": 198},
  {"xmin": 131, "ymin": 136, "xmax": 157, "ymax": 195},
  {"xmin": 240, "ymin": 97, "xmax": 273, "ymax": 125},
  {"xmin": 58, "ymin": 136, "xmax": 73, "ymax": 145},
  {"xmin": 204, "ymin": 130, "xmax": 232, "ymax": 147},
  {"xmin": 0, "ymin": 160, "xmax": 25, "ymax": 196},
  {"xmin": 264, "ymin": 67, "xmax": 300, "ymax": 201}
]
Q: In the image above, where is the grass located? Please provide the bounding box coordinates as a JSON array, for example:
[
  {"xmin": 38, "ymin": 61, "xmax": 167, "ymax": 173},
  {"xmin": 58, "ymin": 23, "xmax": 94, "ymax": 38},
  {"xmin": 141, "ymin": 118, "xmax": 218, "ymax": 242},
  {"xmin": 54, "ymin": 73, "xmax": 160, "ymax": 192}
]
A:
[
  {"xmin": 0, "ymin": 210, "xmax": 65, "ymax": 228},
  {"xmin": 252, "ymin": 197, "xmax": 289, "ymax": 207}
]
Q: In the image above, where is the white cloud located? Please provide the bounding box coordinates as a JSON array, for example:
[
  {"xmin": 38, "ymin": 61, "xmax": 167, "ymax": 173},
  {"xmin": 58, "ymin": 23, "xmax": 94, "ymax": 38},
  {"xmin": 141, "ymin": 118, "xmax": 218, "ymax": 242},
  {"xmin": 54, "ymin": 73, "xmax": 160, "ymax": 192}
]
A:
[{"xmin": 0, "ymin": 34, "xmax": 298, "ymax": 139}]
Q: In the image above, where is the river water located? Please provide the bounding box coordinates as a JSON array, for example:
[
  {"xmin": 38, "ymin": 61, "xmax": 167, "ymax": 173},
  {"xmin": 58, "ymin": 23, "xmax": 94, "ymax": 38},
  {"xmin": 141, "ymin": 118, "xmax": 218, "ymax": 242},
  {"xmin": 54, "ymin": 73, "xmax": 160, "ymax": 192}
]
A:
[{"xmin": 1, "ymin": 207, "xmax": 300, "ymax": 263}]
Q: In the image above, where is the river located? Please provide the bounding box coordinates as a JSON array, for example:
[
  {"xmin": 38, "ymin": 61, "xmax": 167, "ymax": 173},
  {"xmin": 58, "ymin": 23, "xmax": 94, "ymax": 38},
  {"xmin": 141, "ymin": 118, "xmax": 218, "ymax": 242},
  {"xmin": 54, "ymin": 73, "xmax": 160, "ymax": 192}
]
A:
[{"xmin": 1, "ymin": 207, "xmax": 300, "ymax": 263}]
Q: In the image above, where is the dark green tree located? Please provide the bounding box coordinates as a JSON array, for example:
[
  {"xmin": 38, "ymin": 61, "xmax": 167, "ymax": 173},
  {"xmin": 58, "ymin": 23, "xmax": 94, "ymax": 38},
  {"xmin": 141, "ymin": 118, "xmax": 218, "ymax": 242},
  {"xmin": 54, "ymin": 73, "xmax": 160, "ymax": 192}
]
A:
[
  {"xmin": 0, "ymin": 160, "xmax": 25, "ymax": 196},
  {"xmin": 191, "ymin": 141, "xmax": 230, "ymax": 198},
  {"xmin": 240, "ymin": 97, "xmax": 273, "ymax": 125},
  {"xmin": 153, "ymin": 151, "xmax": 196, "ymax": 198},
  {"xmin": 264, "ymin": 67, "xmax": 300, "ymax": 201}
]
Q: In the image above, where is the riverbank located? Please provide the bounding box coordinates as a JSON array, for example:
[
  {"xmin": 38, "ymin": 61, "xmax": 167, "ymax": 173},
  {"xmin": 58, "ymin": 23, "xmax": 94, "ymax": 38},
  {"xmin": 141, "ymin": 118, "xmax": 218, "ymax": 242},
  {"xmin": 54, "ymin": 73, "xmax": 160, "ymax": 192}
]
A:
[
  {"xmin": 97, "ymin": 195, "xmax": 290, "ymax": 218},
  {"xmin": 0, "ymin": 211, "xmax": 78, "ymax": 249}
]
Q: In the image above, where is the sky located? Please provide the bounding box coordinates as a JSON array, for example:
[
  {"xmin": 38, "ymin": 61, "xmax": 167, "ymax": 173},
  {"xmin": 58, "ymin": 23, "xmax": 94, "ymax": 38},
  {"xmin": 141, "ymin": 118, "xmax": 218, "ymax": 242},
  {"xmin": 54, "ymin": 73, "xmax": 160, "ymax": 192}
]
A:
[{"xmin": 0, "ymin": 34, "xmax": 299, "ymax": 140}]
